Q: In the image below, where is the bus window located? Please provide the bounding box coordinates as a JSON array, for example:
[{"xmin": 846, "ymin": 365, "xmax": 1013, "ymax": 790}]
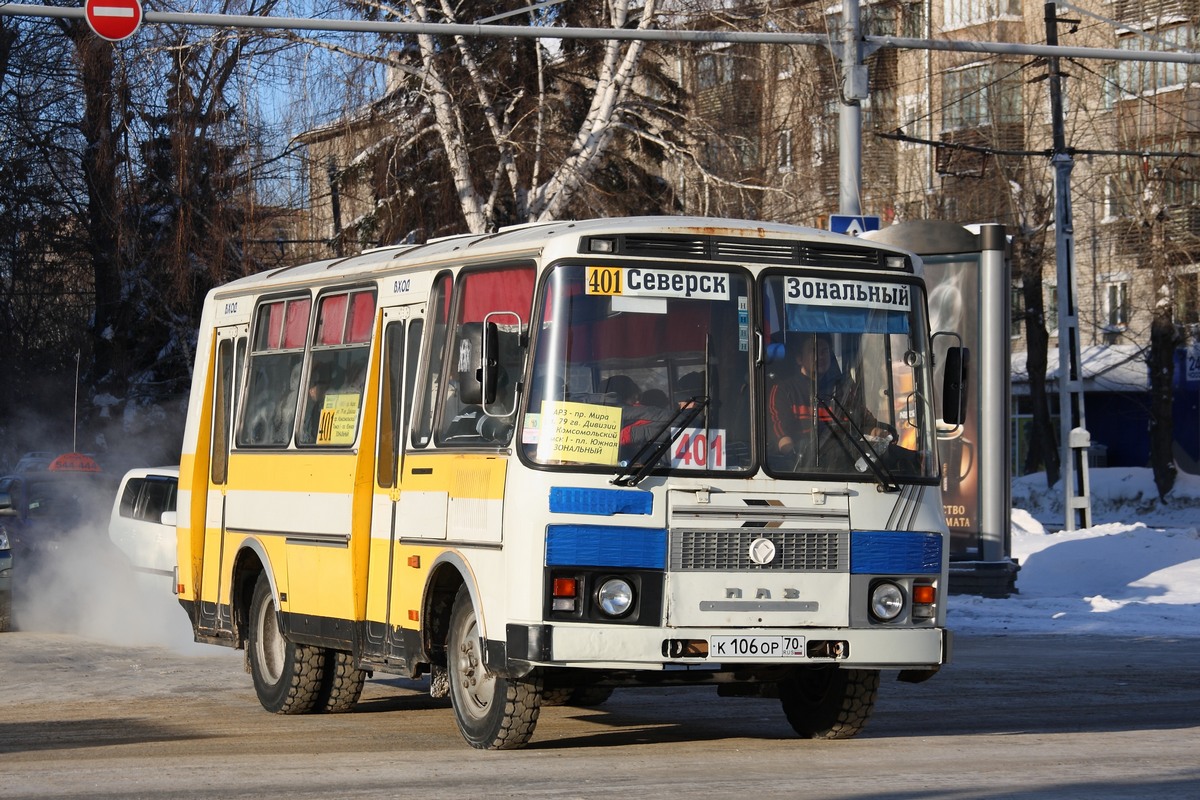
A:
[
  {"xmin": 237, "ymin": 295, "xmax": 311, "ymax": 447},
  {"xmin": 436, "ymin": 265, "xmax": 534, "ymax": 446},
  {"xmin": 297, "ymin": 288, "xmax": 377, "ymax": 447},
  {"xmin": 760, "ymin": 273, "xmax": 936, "ymax": 480},
  {"xmin": 522, "ymin": 263, "xmax": 752, "ymax": 473},
  {"xmin": 411, "ymin": 273, "xmax": 453, "ymax": 448},
  {"xmin": 211, "ymin": 339, "xmax": 233, "ymax": 483}
]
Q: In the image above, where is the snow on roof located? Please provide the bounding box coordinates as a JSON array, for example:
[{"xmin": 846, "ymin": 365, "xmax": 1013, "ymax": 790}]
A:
[{"xmin": 1011, "ymin": 343, "xmax": 1148, "ymax": 393}]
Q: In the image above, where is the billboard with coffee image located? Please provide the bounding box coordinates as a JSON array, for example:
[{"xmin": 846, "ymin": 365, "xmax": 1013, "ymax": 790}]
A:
[{"xmin": 925, "ymin": 259, "xmax": 982, "ymax": 558}]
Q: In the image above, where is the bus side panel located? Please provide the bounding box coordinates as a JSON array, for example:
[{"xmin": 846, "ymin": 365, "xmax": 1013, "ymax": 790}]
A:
[{"xmin": 224, "ymin": 452, "xmax": 358, "ymax": 646}]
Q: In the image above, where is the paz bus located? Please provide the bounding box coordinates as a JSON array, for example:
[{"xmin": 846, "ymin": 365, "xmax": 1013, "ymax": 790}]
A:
[{"xmin": 176, "ymin": 216, "xmax": 965, "ymax": 749}]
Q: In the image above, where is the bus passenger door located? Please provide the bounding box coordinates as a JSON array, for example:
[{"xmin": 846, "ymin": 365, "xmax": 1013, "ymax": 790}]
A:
[
  {"xmin": 364, "ymin": 307, "xmax": 423, "ymax": 662},
  {"xmin": 198, "ymin": 324, "xmax": 246, "ymax": 637}
]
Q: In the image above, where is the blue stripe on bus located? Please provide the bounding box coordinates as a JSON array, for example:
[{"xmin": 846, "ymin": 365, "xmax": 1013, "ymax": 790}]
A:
[
  {"xmin": 548, "ymin": 487, "xmax": 653, "ymax": 516},
  {"xmin": 850, "ymin": 531, "xmax": 942, "ymax": 574},
  {"xmin": 546, "ymin": 525, "xmax": 666, "ymax": 569}
]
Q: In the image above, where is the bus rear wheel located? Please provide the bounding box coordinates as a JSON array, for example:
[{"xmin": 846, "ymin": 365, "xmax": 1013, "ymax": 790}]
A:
[
  {"xmin": 778, "ymin": 666, "xmax": 879, "ymax": 740},
  {"xmin": 247, "ymin": 573, "xmax": 325, "ymax": 714},
  {"xmin": 317, "ymin": 649, "xmax": 366, "ymax": 713},
  {"xmin": 447, "ymin": 587, "xmax": 542, "ymax": 749}
]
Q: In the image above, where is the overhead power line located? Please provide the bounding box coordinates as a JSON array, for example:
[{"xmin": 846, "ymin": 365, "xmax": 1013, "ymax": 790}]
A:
[{"xmin": 3, "ymin": 4, "xmax": 1200, "ymax": 66}]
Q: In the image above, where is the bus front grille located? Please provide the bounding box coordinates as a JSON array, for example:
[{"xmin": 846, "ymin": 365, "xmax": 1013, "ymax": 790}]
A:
[{"xmin": 669, "ymin": 529, "xmax": 848, "ymax": 572}]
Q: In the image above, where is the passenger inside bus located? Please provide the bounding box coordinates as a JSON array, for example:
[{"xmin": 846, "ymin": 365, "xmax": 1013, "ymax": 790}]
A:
[
  {"xmin": 301, "ymin": 365, "xmax": 332, "ymax": 443},
  {"xmin": 767, "ymin": 333, "xmax": 885, "ymax": 472},
  {"xmin": 640, "ymin": 389, "xmax": 669, "ymax": 409}
]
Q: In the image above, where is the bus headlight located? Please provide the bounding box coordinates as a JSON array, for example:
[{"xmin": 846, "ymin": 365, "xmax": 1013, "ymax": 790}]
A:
[
  {"xmin": 596, "ymin": 578, "xmax": 635, "ymax": 618},
  {"xmin": 869, "ymin": 581, "xmax": 905, "ymax": 622}
]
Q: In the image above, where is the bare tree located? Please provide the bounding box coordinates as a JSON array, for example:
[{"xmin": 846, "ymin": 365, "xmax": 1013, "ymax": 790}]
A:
[{"xmin": 288, "ymin": 0, "xmax": 682, "ymax": 242}]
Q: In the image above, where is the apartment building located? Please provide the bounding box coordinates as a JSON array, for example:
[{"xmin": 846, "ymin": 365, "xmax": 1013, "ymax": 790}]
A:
[{"xmin": 669, "ymin": 0, "xmax": 1200, "ymax": 470}]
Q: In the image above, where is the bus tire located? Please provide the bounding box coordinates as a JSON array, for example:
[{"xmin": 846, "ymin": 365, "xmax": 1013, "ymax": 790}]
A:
[
  {"xmin": 247, "ymin": 574, "xmax": 325, "ymax": 715},
  {"xmin": 316, "ymin": 649, "xmax": 366, "ymax": 713},
  {"xmin": 447, "ymin": 587, "xmax": 542, "ymax": 749},
  {"xmin": 778, "ymin": 666, "xmax": 879, "ymax": 740}
]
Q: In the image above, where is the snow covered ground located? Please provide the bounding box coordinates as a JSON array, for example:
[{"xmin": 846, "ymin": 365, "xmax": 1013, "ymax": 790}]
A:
[{"xmin": 951, "ymin": 467, "xmax": 1200, "ymax": 637}]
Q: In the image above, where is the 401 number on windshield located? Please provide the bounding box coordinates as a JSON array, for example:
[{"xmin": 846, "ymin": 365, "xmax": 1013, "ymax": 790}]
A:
[{"xmin": 670, "ymin": 428, "xmax": 727, "ymax": 470}]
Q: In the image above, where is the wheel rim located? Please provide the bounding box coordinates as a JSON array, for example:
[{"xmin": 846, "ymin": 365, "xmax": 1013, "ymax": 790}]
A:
[
  {"xmin": 254, "ymin": 593, "xmax": 285, "ymax": 684},
  {"xmin": 453, "ymin": 611, "xmax": 495, "ymax": 722}
]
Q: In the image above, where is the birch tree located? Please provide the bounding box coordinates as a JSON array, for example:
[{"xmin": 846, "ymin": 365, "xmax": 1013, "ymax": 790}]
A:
[{"xmin": 307, "ymin": 0, "xmax": 678, "ymax": 238}]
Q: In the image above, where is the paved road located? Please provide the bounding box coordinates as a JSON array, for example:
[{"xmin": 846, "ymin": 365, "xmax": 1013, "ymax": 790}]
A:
[{"xmin": 1, "ymin": 631, "xmax": 1198, "ymax": 799}]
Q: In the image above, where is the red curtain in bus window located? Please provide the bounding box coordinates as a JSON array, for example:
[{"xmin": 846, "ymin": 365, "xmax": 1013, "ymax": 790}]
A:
[
  {"xmin": 283, "ymin": 298, "xmax": 311, "ymax": 348},
  {"xmin": 318, "ymin": 294, "xmax": 348, "ymax": 345},
  {"xmin": 348, "ymin": 291, "xmax": 376, "ymax": 343},
  {"xmin": 260, "ymin": 302, "xmax": 284, "ymax": 350},
  {"xmin": 460, "ymin": 266, "xmax": 535, "ymax": 322}
]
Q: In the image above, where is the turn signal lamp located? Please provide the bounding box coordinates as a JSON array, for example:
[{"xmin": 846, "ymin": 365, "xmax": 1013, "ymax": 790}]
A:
[
  {"xmin": 912, "ymin": 583, "xmax": 936, "ymax": 619},
  {"xmin": 552, "ymin": 577, "xmax": 578, "ymax": 612}
]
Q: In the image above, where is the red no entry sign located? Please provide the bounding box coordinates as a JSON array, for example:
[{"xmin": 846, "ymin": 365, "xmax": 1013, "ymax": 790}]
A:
[{"xmin": 85, "ymin": 0, "xmax": 144, "ymax": 42}]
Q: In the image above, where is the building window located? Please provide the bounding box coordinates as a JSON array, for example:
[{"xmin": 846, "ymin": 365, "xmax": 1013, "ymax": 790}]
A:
[
  {"xmin": 1103, "ymin": 175, "xmax": 1121, "ymax": 221},
  {"xmin": 1160, "ymin": 158, "xmax": 1200, "ymax": 206},
  {"xmin": 1105, "ymin": 280, "xmax": 1130, "ymax": 328},
  {"xmin": 945, "ymin": 0, "xmax": 1021, "ymax": 30},
  {"xmin": 1045, "ymin": 283, "xmax": 1058, "ymax": 334},
  {"xmin": 942, "ymin": 62, "xmax": 1023, "ymax": 130},
  {"xmin": 1103, "ymin": 62, "xmax": 1119, "ymax": 109},
  {"xmin": 1011, "ymin": 280, "xmax": 1025, "ymax": 338},
  {"xmin": 777, "ymin": 129, "xmax": 793, "ymax": 172},
  {"xmin": 901, "ymin": 0, "xmax": 925, "ymax": 38},
  {"xmin": 1117, "ymin": 25, "xmax": 1195, "ymax": 96},
  {"xmin": 697, "ymin": 50, "xmax": 736, "ymax": 91},
  {"xmin": 697, "ymin": 54, "xmax": 717, "ymax": 90}
]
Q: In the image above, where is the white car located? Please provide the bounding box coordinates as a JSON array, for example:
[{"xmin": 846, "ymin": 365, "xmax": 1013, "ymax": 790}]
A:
[{"xmin": 108, "ymin": 467, "xmax": 179, "ymax": 590}]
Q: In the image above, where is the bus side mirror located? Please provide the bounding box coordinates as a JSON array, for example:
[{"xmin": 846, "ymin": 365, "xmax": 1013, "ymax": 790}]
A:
[
  {"xmin": 940, "ymin": 346, "xmax": 969, "ymax": 426},
  {"xmin": 456, "ymin": 322, "xmax": 498, "ymax": 406},
  {"xmin": 0, "ymin": 491, "xmax": 13, "ymax": 514}
]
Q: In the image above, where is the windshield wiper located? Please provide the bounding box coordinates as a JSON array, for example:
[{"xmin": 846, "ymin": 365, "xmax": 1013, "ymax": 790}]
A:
[
  {"xmin": 820, "ymin": 396, "xmax": 900, "ymax": 493},
  {"xmin": 611, "ymin": 397, "xmax": 710, "ymax": 487}
]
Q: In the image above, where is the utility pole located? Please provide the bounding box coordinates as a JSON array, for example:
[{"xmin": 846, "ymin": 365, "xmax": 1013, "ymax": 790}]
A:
[
  {"xmin": 1045, "ymin": 1, "xmax": 1092, "ymax": 530},
  {"xmin": 838, "ymin": 1, "xmax": 868, "ymax": 215}
]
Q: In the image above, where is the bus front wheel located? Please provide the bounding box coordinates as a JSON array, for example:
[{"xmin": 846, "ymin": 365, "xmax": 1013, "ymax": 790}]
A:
[
  {"xmin": 447, "ymin": 587, "xmax": 542, "ymax": 749},
  {"xmin": 778, "ymin": 666, "xmax": 879, "ymax": 739},
  {"xmin": 247, "ymin": 573, "xmax": 325, "ymax": 714}
]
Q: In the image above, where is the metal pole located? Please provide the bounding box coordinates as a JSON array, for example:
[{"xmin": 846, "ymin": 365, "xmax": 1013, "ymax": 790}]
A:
[
  {"xmin": 838, "ymin": 1, "xmax": 865, "ymax": 216},
  {"xmin": 978, "ymin": 224, "xmax": 1012, "ymax": 561},
  {"xmin": 1046, "ymin": 2, "xmax": 1092, "ymax": 530},
  {"xmin": 73, "ymin": 350, "xmax": 80, "ymax": 453}
]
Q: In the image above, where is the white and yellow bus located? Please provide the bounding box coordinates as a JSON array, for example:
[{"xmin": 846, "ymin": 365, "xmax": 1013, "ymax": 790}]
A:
[{"xmin": 177, "ymin": 216, "xmax": 965, "ymax": 749}]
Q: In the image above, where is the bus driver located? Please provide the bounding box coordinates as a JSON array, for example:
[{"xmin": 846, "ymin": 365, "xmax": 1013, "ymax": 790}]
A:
[{"xmin": 767, "ymin": 333, "xmax": 884, "ymax": 471}]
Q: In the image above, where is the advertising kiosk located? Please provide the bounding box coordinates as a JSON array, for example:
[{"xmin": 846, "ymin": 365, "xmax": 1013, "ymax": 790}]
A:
[{"xmin": 865, "ymin": 221, "xmax": 1018, "ymax": 596}]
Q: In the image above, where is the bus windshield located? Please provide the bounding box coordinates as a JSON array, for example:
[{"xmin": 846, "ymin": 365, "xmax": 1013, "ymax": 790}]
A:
[
  {"xmin": 761, "ymin": 272, "xmax": 937, "ymax": 483},
  {"xmin": 520, "ymin": 264, "xmax": 937, "ymax": 485},
  {"xmin": 521, "ymin": 263, "xmax": 753, "ymax": 474}
]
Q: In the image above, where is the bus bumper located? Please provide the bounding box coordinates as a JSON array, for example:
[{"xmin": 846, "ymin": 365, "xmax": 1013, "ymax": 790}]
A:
[{"xmin": 507, "ymin": 623, "xmax": 950, "ymax": 672}]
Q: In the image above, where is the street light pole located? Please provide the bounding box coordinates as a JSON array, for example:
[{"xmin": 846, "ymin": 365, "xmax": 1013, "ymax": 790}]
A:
[{"xmin": 1046, "ymin": 1, "xmax": 1092, "ymax": 530}]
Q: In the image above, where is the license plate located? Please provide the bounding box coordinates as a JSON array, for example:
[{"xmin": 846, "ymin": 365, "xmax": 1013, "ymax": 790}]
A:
[{"xmin": 709, "ymin": 635, "xmax": 806, "ymax": 659}]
